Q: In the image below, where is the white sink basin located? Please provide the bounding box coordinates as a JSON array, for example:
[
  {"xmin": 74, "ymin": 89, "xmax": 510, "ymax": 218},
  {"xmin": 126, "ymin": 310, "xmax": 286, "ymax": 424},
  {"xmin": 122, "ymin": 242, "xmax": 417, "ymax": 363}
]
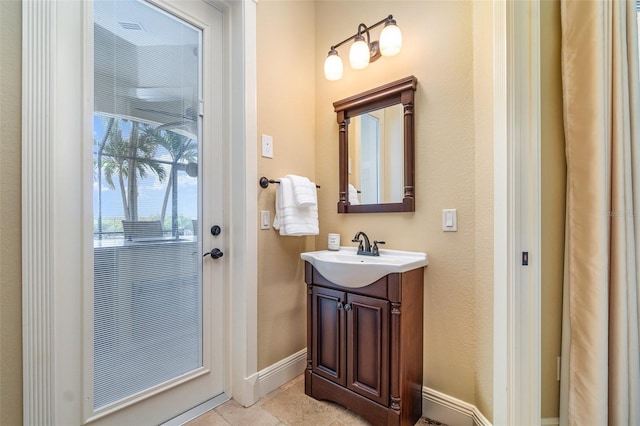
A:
[{"xmin": 300, "ymin": 246, "xmax": 428, "ymax": 288}]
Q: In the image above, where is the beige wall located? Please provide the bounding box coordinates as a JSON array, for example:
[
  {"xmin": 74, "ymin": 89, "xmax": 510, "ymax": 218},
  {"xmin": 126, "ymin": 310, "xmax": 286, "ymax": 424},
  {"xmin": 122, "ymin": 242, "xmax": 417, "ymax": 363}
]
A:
[
  {"xmin": 0, "ymin": 1, "xmax": 23, "ymax": 424},
  {"xmin": 540, "ymin": 0, "xmax": 565, "ymax": 419},
  {"xmin": 256, "ymin": 0, "xmax": 317, "ymax": 369},
  {"xmin": 314, "ymin": 0, "xmax": 490, "ymax": 409},
  {"xmin": 472, "ymin": 0, "xmax": 495, "ymax": 419}
]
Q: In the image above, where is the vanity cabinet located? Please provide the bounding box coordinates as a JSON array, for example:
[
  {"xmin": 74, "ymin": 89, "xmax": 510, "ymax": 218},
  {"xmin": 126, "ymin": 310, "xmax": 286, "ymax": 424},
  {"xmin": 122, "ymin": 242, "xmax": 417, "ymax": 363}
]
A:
[
  {"xmin": 311, "ymin": 286, "xmax": 390, "ymax": 405},
  {"xmin": 304, "ymin": 262, "xmax": 424, "ymax": 426}
]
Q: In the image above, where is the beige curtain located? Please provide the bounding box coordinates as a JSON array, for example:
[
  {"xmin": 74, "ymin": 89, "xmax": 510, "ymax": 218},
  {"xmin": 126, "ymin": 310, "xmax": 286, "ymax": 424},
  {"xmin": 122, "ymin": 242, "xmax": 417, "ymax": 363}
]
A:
[{"xmin": 560, "ymin": 0, "xmax": 640, "ymax": 425}]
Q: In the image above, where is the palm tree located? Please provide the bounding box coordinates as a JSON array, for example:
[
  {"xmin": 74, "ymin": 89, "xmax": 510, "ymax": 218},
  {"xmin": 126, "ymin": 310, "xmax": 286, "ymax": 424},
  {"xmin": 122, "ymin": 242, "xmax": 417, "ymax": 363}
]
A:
[
  {"xmin": 142, "ymin": 127, "xmax": 197, "ymax": 234},
  {"xmin": 95, "ymin": 117, "xmax": 115, "ymax": 236},
  {"xmin": 100, "ymin": 119, "xmax": 167, "ymax": 222}
]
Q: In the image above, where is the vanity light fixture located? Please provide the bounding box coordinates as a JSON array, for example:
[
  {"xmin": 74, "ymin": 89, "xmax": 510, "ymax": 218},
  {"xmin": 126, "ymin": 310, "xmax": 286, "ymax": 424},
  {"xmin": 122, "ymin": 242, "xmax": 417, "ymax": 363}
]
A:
[{"xmin": 323, "ymin": 15, "xmax": 402, "ymax": 81}]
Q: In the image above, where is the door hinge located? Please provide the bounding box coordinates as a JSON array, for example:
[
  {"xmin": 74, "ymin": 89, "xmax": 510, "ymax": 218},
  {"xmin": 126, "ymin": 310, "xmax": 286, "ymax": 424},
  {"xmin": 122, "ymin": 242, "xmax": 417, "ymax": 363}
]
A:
[{"xmin": 521, "ymin": 251, "xmax": 529, "ymax": 266}]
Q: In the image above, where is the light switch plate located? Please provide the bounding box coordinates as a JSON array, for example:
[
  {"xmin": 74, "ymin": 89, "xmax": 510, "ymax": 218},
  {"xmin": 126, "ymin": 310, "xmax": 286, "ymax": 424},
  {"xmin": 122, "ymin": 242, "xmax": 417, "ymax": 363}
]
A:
[
  {"xmin": 442, "ymin": 209, "xmax": 457, "ymax": 231},
  {"xmin": 260, "ymin": 211, "xmax": 271, "ymax": 229},
  {"xmin": 261, "ymin": 134, "xmax": 273, "ymax": 158}
]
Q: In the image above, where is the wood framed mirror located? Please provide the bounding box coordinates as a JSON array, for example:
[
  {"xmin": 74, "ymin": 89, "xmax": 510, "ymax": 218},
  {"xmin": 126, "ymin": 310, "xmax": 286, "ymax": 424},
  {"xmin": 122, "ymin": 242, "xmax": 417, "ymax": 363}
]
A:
[{"xmin": 335, "ymin": 75, "xmax": 417, "ymax": 213}]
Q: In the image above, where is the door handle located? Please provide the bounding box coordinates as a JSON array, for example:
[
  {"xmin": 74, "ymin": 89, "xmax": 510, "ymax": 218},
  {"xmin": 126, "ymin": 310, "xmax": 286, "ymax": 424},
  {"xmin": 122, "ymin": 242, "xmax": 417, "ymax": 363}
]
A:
[{"xmin": 203, "ymin": 248, "xmax": 224, "ymax": 259}]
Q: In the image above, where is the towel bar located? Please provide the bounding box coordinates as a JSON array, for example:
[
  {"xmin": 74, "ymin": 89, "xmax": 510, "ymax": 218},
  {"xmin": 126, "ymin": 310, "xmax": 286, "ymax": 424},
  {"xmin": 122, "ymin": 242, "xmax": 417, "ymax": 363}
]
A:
[{"xmin": 259, "ymin": 176, "xmax": 320, "ymax": 189}]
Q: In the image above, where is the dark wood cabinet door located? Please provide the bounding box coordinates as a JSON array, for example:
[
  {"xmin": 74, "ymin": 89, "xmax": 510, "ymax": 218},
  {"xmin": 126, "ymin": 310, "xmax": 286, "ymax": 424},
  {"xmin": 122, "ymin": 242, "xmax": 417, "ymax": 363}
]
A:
[
  {"xmin": 346, "ymin": 293, "xmax": 390, "ymax": 406},
  {"xmin": 312, "ymin": 286, "xmax": 346, "ymax": 386}
]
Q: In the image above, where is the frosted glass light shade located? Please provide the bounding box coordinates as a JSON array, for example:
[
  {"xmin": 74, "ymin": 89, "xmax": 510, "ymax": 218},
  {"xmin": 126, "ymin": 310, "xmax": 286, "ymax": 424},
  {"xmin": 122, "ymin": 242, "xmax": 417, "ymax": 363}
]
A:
[
  {"xmin": 324, "ymin": 50, "xmax": 343, "ymax": 81},
  {"xmin": 349, "ymin": 37, "xmax": 370, "ymax": 70},
  {"xmin": 380, "ymin": 23, "xmax": 402, "ymax": 56}
]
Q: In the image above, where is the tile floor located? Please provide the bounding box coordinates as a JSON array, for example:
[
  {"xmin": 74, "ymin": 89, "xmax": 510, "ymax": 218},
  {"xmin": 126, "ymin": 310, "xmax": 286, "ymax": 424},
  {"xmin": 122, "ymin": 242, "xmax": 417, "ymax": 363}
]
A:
[{"xmin": 186, "ymin": 375, "xmax": 446, "ymax": 426}]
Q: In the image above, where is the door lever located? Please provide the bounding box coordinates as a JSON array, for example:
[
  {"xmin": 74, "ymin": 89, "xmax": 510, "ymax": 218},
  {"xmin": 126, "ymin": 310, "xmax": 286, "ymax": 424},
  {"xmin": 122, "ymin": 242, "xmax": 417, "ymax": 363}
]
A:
[{"xmin": 203, "ymin": 248, "xmax": 224, "ymax": 259}]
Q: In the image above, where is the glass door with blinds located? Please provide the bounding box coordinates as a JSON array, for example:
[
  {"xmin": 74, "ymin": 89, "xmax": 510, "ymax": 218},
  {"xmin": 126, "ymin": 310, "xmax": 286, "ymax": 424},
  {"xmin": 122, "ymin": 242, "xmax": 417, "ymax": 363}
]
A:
[{"xmin": 89, "ymin": 0, "xmax": 226, "ymax": 423}]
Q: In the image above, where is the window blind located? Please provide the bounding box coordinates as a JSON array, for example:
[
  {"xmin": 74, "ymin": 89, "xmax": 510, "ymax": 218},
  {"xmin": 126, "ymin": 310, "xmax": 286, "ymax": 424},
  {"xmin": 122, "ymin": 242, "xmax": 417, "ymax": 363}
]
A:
[{"xmin": 92, "ymin": 0, "xmax": 202, "ymax": 409}]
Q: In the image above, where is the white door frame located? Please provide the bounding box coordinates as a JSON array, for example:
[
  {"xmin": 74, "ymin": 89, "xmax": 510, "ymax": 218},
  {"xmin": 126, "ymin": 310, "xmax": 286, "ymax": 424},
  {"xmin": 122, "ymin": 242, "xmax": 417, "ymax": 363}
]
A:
[
  {"xmin": 493, "ymin": 0, "xmax": 542, "ymax": 425},
  {"xmin": 21, "ymin": 0, "xmax": 258, "ymax": 423}
]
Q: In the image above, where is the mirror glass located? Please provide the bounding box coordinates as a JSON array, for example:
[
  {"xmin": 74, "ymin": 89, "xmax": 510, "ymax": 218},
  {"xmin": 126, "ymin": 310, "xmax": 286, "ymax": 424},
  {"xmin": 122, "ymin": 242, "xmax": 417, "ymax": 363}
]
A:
[
  {"xmin": 335, "ymin": 75, "xmax": 417, "ymax": 213},
  {"xmin": 347, "ymin": 104, "xmax": 404, "ymax": 205}
]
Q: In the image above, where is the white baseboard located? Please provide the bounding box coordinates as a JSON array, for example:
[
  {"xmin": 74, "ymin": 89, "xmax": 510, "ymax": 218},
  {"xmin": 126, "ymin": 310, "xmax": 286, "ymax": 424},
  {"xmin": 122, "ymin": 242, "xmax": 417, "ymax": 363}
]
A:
[
  {"xmin": 256, "ymin": 348, "xmax": 307, "ymax": 398},
  {"xmin": 422, "ymin": 386, "xmax": 492, "ymax": 426},
  {"xmin": 254, "ymin": 350, "xmax": 498, "ymax": 426}
]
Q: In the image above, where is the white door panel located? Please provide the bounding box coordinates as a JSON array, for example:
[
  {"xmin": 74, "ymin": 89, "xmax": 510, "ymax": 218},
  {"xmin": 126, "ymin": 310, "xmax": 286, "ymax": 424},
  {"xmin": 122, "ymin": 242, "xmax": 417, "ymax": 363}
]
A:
[
  {"xmin": 87, "ymin": 1, "xmax": 226, "ymax": 423},
  {"xmin": 22, "ymin": 0, "xmax": 257, "ymax": 424}
]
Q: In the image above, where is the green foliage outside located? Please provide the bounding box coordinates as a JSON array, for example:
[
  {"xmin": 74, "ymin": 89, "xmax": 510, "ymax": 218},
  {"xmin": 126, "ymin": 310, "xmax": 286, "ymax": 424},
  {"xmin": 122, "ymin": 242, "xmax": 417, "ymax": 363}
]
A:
[{"xmin": 94, "ymin": 115, "xmax": 198, "ymax": 237}]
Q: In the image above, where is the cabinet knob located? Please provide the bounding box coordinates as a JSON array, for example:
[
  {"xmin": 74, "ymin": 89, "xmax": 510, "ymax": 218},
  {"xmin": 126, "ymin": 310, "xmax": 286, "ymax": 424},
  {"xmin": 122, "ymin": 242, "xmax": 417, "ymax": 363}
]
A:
[
  {"xmin": 337, "ymin": 302, "xmax": 343, "ymax": 310},
  {"xmin": 344, "ymin": 304, "xmax": 352, "ymax": 312}
]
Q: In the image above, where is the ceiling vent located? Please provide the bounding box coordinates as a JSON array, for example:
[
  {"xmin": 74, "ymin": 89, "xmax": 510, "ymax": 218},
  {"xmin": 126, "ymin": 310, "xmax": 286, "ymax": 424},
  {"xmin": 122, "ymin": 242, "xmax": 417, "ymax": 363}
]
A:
[{"xmin": 118, "ymin": 21, "xmax": 145, "ymax": 31}]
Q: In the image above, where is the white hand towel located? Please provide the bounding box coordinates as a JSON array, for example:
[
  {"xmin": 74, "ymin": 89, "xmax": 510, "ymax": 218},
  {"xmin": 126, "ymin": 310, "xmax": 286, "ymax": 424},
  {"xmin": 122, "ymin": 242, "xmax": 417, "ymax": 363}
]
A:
[
  {"xmin": 286, "ymin": 174, "xmax": 317, "ymax": 207},
  {"xmin": 273, "ymin": 177, "xmax": 319, "ymax": 236},
  {"xmin": 348, "ymin": 184, "xmax": 360, "ymax": 205}
]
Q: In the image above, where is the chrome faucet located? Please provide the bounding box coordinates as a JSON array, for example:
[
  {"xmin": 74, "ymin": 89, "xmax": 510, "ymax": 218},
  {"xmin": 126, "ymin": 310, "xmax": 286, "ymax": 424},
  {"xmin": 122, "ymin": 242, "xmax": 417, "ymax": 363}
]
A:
[{"xmin": 352, "ymin": 232, "xmax": 385, "ymax": 256}]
